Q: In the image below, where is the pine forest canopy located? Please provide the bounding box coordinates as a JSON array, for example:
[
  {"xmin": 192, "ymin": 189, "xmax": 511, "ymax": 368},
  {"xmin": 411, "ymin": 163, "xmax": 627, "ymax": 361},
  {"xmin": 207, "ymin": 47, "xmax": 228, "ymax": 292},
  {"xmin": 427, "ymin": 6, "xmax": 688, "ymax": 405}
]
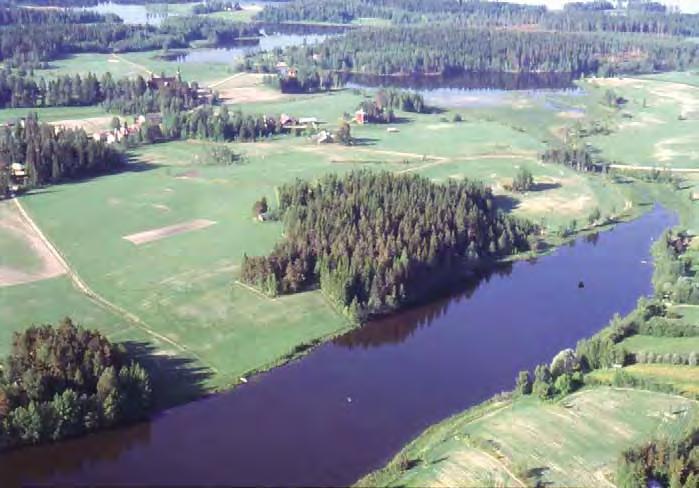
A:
[{"xmin": 241, "ymin": 171, "xmax": 536, "ymax": 321}]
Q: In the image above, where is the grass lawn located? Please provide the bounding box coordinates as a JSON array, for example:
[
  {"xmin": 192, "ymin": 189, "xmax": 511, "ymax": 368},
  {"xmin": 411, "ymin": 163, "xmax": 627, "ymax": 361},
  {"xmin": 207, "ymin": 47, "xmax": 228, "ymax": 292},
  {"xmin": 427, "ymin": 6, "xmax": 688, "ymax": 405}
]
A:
[
  {"xmin": 585, "ymin": 77, "xmax": 699, "ymax": 169},
  {"xmin": 359, "ymin": 388, "xmax": 697, "ymax": 488},
  {"xmin": 0, "ymin": 105, "xmax": 109, "ymax": 125},
  {"xmin": 620, "ymin": 335, "xmax": 699, "ymax": 356},
  {"xmin": 35, "ymin": 51, "xmax": 235, "ymax": 86}
]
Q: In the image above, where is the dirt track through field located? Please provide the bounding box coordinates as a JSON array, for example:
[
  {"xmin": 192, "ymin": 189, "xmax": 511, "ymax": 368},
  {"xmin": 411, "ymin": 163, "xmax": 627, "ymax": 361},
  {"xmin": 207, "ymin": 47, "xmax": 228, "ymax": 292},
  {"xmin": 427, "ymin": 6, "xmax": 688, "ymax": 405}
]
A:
[
  {"xmin": 0, "ymin": 200, "xmax": 66, "ymax": 286},
  {"xmin": 110, "ymin": 54, "xmax": 153, "ymax": 76},
  {"xmin": 11, "ymin": 199, "xmax": 219, "ymax": 373},
  {"xmin": 123, "ymin": 219, "xmax": 217, "ymax": 245}
]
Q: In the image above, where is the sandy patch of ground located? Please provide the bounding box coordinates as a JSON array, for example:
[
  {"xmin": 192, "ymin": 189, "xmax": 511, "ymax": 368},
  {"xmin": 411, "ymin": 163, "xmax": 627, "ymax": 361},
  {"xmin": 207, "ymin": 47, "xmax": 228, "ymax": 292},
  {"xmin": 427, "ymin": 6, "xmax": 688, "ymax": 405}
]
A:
[
  {"xmin": 175, "ymin": 170, "xmax": 201, "ymax": 180},
  {"xmin": 557, "ymin": 111, "xmax": 585, "ymax": 120},
  {"xmin": 152, "ymin": 204, "xmax": 170, "ymax": 212},
  {"xmin": 214, "ymin": 73, "xmax": 289, "ymax": 104},
  {"xmin": 518, "ymin": 191, "xmax": 592, "ymax": 215},
  {"xmin": 123, "ymin": 219, "xmax": 217, "ymax": 245},
  {"xmin": 654, "ymin": 134, "xmax": 699, "ymax": 163},
  {"xmin": 52, "ymin": 116, "xmax": 114, "ymax": 134},
  {"xmin": 0, "ymin": 200, "xmax": 67, "ymax": 287}
]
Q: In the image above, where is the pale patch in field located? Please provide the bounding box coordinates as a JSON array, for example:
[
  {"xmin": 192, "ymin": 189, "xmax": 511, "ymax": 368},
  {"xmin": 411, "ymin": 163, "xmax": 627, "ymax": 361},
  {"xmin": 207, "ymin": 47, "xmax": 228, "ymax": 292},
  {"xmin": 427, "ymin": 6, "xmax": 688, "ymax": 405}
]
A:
[
  {"xmin": 0, "ymin": 201, "xmax": 67, "ymax": 287},
  {"xmin": 557, "ymin": 111, "xmax": 585, "ymax": 120},
  {"xmin": 123, "ymin": 219, "xmax": 217, "ymax": 245},
  {"xmin": 654, "ymin": 134, "xmax": 699, "ymax": 163},
  {"xmin": 425, "ymin": 123, "xmax": 456, "ymax": 130},
  {"xmin": 430, "ymin": 448, "xmax": 516, "ymax": 487},
  {"xmin": 215, "ymin": 73, "xmax": 289, "ymax": 104},
  {"xmin": 175, "ymin": 170, "xmax": 201, "ymax": 180},
  {"xmin": 51, "ymin": 116, "xmax": 114, "ymax": 134},
  {"xmin": 518, "ymin": 190, "xmax": 592, "ymax": 216},
  {"xmin": 617, "ymin": 113, "xmax": 665, "ymax": 130},
  {"xmin": 108, "ymin": 59, "xmax": 120, "ymax": 64},
  {"xmin": 152, "ymin": 204, "xmax": 170, "ymax": 212}
]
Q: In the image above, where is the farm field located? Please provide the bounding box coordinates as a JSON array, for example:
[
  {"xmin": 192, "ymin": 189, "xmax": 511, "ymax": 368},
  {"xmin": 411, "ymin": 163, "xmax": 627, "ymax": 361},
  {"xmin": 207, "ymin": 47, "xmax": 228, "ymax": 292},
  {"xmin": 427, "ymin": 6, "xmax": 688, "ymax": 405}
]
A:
[
  {"xmin": 0, "ymin": 78, "xmax": 650, "ymax": 396},
  {"xmin": 358, "ymin": 388, "xmax": 698, "ymax": 488},
  {"xmin": 620, "ymin": 335, "xmax": 699, "ymax": 356},
  {"xmin": 37, "ymin": 50, "xmax": 235, "ymax": 86},
  {"xmin": 10, "ymin": 148, "xmax": 354, "ymax": 391},
  {"xmin": 586, "ymin": 76, "xmax": 699, "ymax": 169}
]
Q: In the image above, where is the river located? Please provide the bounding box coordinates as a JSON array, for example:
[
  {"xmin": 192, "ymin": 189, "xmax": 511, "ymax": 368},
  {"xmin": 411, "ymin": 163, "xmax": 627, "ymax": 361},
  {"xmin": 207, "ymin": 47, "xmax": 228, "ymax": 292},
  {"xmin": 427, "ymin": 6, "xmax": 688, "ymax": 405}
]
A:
[{"xmin": 0, "ymin": 204, "xmax": 675, "ymax": 486}]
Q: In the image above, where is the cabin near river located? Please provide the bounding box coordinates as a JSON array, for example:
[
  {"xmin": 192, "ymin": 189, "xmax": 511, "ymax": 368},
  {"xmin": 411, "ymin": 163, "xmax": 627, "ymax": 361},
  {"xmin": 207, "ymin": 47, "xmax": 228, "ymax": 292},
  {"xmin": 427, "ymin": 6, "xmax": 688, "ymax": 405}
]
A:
[{"xmin": 0, "ymin": 0, "xmax": 697, "ymax": 486}]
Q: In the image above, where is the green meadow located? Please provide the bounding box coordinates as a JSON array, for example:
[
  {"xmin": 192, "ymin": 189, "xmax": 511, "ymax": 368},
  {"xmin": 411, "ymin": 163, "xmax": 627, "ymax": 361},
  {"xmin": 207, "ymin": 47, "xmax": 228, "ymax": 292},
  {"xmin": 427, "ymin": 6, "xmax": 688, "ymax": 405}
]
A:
[{"xmin": 359, "ymin": 388, "xmax": 697, "ymax": 487}]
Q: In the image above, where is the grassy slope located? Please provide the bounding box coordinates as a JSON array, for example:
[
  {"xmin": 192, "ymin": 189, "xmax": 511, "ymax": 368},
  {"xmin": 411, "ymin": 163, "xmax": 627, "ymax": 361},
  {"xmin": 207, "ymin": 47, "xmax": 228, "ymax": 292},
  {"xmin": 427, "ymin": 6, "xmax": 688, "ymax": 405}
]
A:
[
  {"xmin": 38, "ymin": 50, "xmax": 235, "ymax": 86},
  {"xmin": 359, "ymin": 388, "xmax": 697, "ymax": 488}
]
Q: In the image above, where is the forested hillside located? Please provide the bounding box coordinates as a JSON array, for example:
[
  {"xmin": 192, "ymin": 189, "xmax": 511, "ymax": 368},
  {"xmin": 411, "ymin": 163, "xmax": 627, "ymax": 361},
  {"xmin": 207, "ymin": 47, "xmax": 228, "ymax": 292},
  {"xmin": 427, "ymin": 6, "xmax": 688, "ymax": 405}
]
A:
[{"xmin": 248, "ymin": 25, "xmax": 699, "ymax": 91}]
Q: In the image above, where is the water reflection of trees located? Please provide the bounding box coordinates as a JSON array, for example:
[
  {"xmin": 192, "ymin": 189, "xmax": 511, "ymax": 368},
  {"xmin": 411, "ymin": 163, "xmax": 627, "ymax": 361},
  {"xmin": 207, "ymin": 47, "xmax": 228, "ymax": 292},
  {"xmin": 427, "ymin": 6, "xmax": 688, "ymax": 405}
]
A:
[
  {"xmin": 0, "ymin": 422, "xmax": 151, "ymax": 486},
  {"xmin": 346, "ymin": 71, "xmax": 579, "ymax": 91},
  {"xmin": 0, "ymin": 343, "xmax": 212, "ymax": 486},
  {"xmin": 334, "ymin": 263, "xmax": 514, "ymax": 349}
]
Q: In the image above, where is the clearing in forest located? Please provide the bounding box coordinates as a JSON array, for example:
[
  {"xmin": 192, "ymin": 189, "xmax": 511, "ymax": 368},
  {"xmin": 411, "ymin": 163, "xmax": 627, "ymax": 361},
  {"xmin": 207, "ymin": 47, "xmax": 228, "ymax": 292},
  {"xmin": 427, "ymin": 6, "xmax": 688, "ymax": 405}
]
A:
[{"xmin": 123, "ymin": 219, "xmax": 217, "ymax": 245}]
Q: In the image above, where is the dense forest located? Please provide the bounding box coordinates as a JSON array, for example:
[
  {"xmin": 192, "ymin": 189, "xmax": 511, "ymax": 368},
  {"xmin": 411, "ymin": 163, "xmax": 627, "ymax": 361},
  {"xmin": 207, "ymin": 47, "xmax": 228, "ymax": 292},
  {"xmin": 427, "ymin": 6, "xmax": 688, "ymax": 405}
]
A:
[
  {"xmin": 159, "ymin": 105, "xmax": 280, "ymax": 142},
  {"xmin": 255, "ymin": 0, "xmax": 699, "ymax": 37},
  {"xmin": 0, "ymin": 70, "xmax": 208, "ymax": 114},
  {"xmin": 0, "ymin": 9, "xmax": 259, "ymax": 68},
  {"xmin": 247, "ymin": 25, "xmax": 699, "ymax": 91},
  {"xmin": 241, "ymin": 171, "xmax": 535, "ymax": 320},
  {"xmin": 0, "ymin": 319, "xmax": 151, "ymax": 450},
  {"xmin": 0, "ymin": 113, "xmax": 124, "ymax": 193}
]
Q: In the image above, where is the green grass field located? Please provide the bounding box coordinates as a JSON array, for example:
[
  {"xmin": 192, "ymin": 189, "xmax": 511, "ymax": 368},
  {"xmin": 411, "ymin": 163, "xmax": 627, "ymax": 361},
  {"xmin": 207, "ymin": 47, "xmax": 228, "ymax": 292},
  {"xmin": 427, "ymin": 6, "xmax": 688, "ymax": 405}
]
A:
[
  {"xmin": 359, "ymin": 388, "xmax": 697, "ymax": 488},
  {"xmin": 0, "ymin": 105, "xmax": 110, "ymax": 125},
  {"xmin": 10, "ymin": 141, "xmax": 356, "ymax": 390},
  {"xmin": 620, "ymin": 335, "xmax": 699, "ymax": 356},
  {"xmin": 0, "ymin": 80, "xmax": 647, "ymax": 397},
  {"xmin": 585, "ymin": 76, "xmax": 699, "ymax": 169},
  {"xmin": 36, "ymin": 50, "xmax": 234, "ymax": 86}
]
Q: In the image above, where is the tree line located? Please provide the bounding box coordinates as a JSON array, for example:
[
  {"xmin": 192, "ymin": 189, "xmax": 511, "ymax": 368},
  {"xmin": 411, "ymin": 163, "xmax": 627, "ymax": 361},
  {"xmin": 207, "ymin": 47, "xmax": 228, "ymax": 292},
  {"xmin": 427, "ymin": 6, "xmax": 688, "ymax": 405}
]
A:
[
  {"xmin": 0, "ymin": 5, "xmax": 116, "ymax": 25},
  {"xmin": 0, "ymin": 10, "xmax": 260, "ymax": 68},
  {"xmin": 0, "ymin": 70, "xmax": 209, "ymax": 114},
  {"xmin": 0, "ymin": 319, "xmax": 151, "ymax": 450},
  {"xmin": 248, "ymin": 24, "xmax": 699, "ymax": 90},
  {"xmin": 255, "ymin": 0, "xmax": 699, "ymax": 37},
  {"xmin": 0, "ymin": 113, "xmax": 124, "ymax": 194},
  {"xmin": 241, "ymin": 171, "xmax": 536, "ymax": 321}
]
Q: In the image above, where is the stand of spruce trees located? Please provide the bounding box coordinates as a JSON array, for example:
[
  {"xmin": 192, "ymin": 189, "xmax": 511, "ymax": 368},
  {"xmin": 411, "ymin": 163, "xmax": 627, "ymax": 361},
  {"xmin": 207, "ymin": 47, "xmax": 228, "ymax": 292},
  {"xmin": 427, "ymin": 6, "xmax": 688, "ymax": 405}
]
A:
[{"xmin": 241, "ymin": 171, "xmax": 536, "ymax": 321}]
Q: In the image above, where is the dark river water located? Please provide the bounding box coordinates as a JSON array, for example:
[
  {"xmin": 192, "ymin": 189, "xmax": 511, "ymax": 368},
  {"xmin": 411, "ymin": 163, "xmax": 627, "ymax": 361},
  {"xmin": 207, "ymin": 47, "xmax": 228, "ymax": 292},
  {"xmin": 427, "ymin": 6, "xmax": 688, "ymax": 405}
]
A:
[{"xmin": 0, "ymin": 205, "xmax": 675, "ymax": 487}]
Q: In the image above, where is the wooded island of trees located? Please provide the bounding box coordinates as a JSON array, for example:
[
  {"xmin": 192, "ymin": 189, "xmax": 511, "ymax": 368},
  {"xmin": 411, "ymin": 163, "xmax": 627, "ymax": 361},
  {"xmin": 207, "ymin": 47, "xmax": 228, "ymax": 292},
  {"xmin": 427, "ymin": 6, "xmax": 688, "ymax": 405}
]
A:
[{"xmin": 241, "ymin": 171, "xmax": 536, "ymax": 320}]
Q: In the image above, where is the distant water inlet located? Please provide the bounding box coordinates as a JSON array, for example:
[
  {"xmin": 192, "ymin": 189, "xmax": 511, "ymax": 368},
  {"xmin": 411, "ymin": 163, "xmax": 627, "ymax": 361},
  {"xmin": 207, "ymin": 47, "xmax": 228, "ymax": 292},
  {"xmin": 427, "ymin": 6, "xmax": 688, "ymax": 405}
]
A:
[
  {"xmin": 0, "ymin": 205, "xmax": 675, "ymax": 486},
  {"xmin": 346, "ymin": 71, "xmax": 585, "ymax": 108}
]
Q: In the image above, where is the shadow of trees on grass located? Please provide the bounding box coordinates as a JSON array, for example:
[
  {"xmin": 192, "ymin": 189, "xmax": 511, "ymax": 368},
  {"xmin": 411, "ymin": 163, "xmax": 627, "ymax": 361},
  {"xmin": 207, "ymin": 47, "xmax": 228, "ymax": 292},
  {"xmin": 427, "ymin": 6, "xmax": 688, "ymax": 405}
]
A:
[{"xmin": 122, "ymin": 341, "xmax": 213, "ymax": 410}]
